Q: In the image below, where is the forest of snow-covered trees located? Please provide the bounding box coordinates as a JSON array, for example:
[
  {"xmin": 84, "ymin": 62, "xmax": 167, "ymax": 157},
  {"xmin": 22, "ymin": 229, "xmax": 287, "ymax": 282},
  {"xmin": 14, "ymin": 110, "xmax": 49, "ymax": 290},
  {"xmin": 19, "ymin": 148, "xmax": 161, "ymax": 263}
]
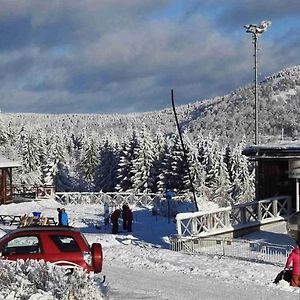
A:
[
  {"xmin": 3, "ymin": 65, "xmax": 299, "ymax": 206},
  {"xmin": 0, "ymin": 115, "xmax": 254, "ymax": 207}
]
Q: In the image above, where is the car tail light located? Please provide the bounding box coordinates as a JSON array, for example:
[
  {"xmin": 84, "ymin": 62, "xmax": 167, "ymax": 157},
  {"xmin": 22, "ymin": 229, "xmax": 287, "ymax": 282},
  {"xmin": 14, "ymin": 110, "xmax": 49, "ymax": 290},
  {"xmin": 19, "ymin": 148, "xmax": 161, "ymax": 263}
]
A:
[{"xmin": 83, "ymin": 251, "xmax": 92, "ymax": 266}]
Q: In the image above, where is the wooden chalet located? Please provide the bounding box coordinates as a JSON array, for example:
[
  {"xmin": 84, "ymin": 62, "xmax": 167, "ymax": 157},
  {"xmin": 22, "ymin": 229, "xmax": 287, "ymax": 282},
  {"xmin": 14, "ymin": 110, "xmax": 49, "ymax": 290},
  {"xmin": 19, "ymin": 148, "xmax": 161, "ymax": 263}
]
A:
[
  {"xmin": 0, "ymin": 155, "xmax": 21, "ymax": 205},
  {"xmin": 243, "ymin": 142, "xmax": 300, "ymax": 212}
]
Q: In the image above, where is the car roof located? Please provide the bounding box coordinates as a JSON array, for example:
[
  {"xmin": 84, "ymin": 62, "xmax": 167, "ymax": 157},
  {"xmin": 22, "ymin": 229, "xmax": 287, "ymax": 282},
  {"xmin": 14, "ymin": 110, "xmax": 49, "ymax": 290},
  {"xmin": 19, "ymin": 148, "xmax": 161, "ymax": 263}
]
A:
[{"xmin": 11, "ymin": 226, "xmax": 80, "ymax": 233}]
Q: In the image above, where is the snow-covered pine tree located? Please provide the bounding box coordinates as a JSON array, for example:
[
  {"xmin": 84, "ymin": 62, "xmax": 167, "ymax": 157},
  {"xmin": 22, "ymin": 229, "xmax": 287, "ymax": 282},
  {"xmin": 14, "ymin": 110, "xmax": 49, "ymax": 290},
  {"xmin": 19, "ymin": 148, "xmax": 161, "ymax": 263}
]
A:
[
  {"xmin": 158, "ymin": 134, "xmax": 187, "ymax": 193},
  {"xmin": 148, "ymin": 131, "xmax": 167, "ymax": 193},
  {"xmin": 182, "ymin": 133, "xmax": 207, "ymax": 196},
  {"xmin": 77, "ymin": 138, "xmax": 99, "ymax": 190},
  {"xmin": 0, "ymin": 119, "xmax": 8, "ymax": 146},
  {"xmin": 18, "ymin": 127, "xmax": 43, "ymax": 185},
  {"xmin": 230, "ymin": 140, "xmax": 255, "ymax": 204},
  {"xmin": 43, "ymin": 134, "xmax": 72, "ymax": 191},
  {"xmin": 156, "ymin": 141, "xmax": 172, "ymax": 193},
  {"xmin": 94, "ymin": 139, "xmax": 119, "ymax": 192},
  {"xmin": 210, "ymin": 151, "xmax": 233, "ymax": 207},
  {"xmin": 204, "ymin": 138, "xmax": 232, "ymax": 206},
  {"xmin": 115, "ymin": 131, "xmax": 139, "ymax": 192},
  {"xmin": 131, "ymin": 126, "xmax": 155, "ymax": 193}
]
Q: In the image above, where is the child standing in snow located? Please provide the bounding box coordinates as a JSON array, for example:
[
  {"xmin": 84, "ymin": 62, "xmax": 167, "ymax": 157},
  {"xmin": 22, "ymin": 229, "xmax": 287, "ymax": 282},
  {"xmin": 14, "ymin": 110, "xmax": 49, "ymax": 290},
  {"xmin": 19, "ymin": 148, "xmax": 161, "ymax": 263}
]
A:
[{"xmin": 285, "ymin": 242, "xmax": 300, "ymax": 287}]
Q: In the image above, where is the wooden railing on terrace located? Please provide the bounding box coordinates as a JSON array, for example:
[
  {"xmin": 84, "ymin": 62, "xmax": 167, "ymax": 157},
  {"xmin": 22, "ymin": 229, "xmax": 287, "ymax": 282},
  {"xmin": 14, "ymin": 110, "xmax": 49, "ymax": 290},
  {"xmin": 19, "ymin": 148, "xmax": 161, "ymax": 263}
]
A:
[{"xmin": 176, "ymin": 196, "xmax": 292, "ymax": 238}]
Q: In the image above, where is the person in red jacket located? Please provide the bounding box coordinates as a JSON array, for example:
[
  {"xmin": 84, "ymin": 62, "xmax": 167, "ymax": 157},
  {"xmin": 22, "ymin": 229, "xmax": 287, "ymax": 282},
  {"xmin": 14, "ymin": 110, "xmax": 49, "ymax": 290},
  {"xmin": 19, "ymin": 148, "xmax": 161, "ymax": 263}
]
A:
[
  {"xmin": 110, "ymin": 208, "xmax": 121, "ymax": 234},
  {"xmin": 285, "ymin": 242, "xmax": 300, "ymax": 287}
]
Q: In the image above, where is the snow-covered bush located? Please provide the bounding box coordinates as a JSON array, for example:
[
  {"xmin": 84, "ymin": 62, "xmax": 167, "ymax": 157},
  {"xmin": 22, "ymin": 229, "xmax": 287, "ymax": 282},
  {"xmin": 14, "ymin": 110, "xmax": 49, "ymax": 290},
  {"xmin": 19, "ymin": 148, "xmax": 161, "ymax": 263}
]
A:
[{"xmin": 0, "ymin": 260, "xmax": 105, "ymax": 300}]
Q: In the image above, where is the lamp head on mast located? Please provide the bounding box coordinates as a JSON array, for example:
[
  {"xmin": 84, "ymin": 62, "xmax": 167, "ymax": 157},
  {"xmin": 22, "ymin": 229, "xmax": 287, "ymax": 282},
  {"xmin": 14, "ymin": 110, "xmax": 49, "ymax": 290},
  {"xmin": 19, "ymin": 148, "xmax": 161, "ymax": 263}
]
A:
[{"xmin": 244, "ymin": 20, "xmax": 272, "ymax": 36}]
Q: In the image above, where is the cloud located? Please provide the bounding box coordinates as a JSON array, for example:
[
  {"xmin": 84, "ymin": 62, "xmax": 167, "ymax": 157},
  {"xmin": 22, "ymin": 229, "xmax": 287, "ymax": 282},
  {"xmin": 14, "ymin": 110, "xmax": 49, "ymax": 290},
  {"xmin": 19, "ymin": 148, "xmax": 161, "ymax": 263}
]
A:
[{"xmin": 0, "ymin": 1, "xmax": 299, "ymax": 113}]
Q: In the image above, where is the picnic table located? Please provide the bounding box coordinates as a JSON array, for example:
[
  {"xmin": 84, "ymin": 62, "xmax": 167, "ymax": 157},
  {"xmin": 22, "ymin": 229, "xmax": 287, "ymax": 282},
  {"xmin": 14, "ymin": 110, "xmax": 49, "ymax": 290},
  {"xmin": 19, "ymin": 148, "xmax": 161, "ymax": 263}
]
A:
[{"xmin": 0, "ymin": 215, "xmax": 57, "ymax": 227}]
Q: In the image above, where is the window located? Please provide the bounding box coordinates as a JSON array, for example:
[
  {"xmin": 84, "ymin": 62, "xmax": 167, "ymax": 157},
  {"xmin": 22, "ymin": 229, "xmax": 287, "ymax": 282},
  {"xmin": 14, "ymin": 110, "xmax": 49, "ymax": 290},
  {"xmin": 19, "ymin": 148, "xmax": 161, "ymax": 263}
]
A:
[
  {"xmin": 50, "ymin": 235, "xmax": 80, "ymax": 252},
  {"xmin": 2, "ymin": 236, "xmax": 40, "ymax": 255}
]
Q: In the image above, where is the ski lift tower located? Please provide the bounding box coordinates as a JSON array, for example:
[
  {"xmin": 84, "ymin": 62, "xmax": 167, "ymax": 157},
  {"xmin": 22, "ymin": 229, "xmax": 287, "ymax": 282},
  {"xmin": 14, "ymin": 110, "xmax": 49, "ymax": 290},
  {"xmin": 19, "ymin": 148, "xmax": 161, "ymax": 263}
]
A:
[{"xmin": 244, "ymin": 20, "xmax": 271, "ymax": 145}]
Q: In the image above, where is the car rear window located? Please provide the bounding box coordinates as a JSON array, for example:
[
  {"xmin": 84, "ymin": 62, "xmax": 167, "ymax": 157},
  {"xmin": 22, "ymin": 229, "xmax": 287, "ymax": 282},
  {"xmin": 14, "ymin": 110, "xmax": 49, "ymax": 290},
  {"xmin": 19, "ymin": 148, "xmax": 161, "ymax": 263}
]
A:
[{"xmin": 50, "ymin": 235, "xmax": 81, "ymax": 252}]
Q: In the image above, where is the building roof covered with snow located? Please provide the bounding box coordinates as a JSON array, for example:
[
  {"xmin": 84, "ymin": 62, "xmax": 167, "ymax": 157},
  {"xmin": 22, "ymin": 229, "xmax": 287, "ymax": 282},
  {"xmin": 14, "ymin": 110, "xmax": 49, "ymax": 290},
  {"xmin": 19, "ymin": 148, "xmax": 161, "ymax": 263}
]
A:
[
  {"xmin": 0, "ymin": 155, "xmax": 21, "ymax": 168},
  {"xmin": 242, "ymin": 141, "xmax": 300, "ymax": 159}
]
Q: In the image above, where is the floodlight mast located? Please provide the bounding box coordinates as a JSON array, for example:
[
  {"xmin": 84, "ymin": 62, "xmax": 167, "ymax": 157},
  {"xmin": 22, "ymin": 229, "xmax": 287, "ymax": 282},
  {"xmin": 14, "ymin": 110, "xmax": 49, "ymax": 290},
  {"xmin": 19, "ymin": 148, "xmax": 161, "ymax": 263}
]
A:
[{"xmin": 244, "ymin": 21, "xmax": 271, "ymax": 145}]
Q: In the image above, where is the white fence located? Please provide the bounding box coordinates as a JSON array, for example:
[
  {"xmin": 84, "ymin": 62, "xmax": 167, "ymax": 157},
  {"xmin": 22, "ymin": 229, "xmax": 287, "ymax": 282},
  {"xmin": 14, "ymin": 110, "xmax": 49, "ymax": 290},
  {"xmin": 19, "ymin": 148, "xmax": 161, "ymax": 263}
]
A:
[
  {"xmin": 169, "ymin": 237, "xmax": 294, "ymax": 266},
  {"xmin": 176, "ymin": 196, "xmax": 292, "ymax": 238},
  {"xmin": 55, "ymin": 192, "xmax": 162, "ymax": 207}
]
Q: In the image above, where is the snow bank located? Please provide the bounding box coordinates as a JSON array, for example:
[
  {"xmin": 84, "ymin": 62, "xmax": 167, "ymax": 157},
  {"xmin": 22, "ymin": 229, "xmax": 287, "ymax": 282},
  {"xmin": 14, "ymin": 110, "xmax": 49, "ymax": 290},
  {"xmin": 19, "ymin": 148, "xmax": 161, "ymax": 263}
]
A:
[{"xmin": 0, "ymin": 260, "xmax": 105, "ymax": 300}]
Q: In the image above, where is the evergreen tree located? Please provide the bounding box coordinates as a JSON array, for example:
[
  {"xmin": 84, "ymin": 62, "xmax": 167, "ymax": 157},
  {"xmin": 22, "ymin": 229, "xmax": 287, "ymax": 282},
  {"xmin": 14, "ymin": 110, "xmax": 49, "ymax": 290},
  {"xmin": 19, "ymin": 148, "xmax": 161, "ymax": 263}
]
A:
[
  {"xmin": 131, "ymin": 126, "xmax": 155, "ymax": 192},
  {"xmin": 18, "ymin": 128, "xmax": 43, "ymax": 185},
  {"xmin": 156, "ymin": 141, "xmax": 172, "ymax": 193},
  {"xmin": 44, "ymin": 134, "xmax": 71, "ymax": 190},
  {"xmin": 230, "ymin": 140, "xmax": 255, "ymax": 204},
  {"xmin": 79, "ymin": 138, "xmax": 99, "ymax": 182},
  {"xmin": 115, "ymin": 131, "xmax": 139, "ymax": 192},
  {"xmin": 183, "ymin": 133, "xmax": 206, "ymax": 195},
  {"xmin": 94, "ymin": 140, "xmax": 119, "ymax": 192},
  {"xmin": 203, "ymin": 138, "xmax": 232, "ymax": 206},
  {"xmin": 158, "ymin": 134, "xmax": 187, "ymax": 193}
]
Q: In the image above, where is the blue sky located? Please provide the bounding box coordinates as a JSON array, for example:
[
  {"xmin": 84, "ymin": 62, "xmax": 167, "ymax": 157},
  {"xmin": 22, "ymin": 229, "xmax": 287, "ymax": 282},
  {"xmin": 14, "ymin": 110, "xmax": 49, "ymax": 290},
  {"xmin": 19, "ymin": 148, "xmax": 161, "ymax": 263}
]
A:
[{"xmin": 0, "ymin": 0, "xmax": 300, "ymax": 114}]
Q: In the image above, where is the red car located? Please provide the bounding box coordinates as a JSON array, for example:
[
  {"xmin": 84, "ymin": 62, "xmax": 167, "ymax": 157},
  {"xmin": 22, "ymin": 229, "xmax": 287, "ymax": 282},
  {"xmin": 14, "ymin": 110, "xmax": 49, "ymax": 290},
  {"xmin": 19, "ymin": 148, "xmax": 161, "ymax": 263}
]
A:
[{"xmin": 0, "ymin": 226, "xmax": 103, "ymax": 273}]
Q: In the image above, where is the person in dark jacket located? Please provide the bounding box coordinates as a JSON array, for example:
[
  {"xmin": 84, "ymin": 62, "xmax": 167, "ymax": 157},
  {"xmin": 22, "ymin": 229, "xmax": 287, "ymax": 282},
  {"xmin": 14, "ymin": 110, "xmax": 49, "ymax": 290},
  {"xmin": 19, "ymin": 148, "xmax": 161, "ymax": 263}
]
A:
[
  {"xmin": 285, "ymin": 242, "xmax": 300, "ymax": 287},
  {"xmin": 123, "ymin": 205, "xmax": 133, "ymax": 233},
  {"xmin": 122, "ymin": 204, "xmax": 128, "ymax": 230},
  {"xmin": 111, "ymin": 208, "xmax": 121, "ymax": 234},
  {"xmin": 57, "ymin": 208, "xmax": 62, "ymax": 226}
]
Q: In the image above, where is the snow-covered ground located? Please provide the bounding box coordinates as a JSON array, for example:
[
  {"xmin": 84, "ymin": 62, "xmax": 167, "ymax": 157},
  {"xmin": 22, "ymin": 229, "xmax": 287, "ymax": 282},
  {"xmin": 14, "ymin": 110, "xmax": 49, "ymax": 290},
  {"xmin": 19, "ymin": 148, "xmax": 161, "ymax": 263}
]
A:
[{"xmin": 0, "ymin": 199, "xmax": 299, "ymax": 299}]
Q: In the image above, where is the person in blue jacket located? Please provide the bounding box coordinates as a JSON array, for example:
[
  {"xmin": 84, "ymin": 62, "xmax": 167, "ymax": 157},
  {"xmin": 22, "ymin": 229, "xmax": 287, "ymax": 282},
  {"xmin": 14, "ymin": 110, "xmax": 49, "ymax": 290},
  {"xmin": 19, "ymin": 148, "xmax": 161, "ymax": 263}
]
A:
[
  {"xmin": 57, "ymin": 208, "xmax": 69, "ymax": 226},
  {"xmin": 60, "ymin": 208, "xmax": 69, "ymax": 226}
]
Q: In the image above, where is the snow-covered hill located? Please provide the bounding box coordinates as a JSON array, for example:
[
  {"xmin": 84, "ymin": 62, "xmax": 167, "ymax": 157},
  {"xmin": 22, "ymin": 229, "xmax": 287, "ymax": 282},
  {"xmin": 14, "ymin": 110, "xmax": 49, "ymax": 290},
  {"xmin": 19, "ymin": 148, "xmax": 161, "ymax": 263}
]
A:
[
  {"xmin": 2, "ymin": 64, "xmax": 300, "ymax": 146},
  {"xmin": 0, "ymin": 199, "xmax": 299, "ymax": 299}
]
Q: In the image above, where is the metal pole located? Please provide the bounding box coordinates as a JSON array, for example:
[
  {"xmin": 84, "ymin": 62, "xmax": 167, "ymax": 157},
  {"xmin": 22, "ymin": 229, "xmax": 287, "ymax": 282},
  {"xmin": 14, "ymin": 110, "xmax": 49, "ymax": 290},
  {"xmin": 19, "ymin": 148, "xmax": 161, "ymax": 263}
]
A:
[
  {"xmin": 171, "ymin": 90, "xmax": 199, "ymax": 211},
  {"xmin": 253, "ymin": 33, "xmax": 258, "ymax": 145},
  {"xmin": 253, "ymin": 33, "xmax": 259, "ymax": 200}
]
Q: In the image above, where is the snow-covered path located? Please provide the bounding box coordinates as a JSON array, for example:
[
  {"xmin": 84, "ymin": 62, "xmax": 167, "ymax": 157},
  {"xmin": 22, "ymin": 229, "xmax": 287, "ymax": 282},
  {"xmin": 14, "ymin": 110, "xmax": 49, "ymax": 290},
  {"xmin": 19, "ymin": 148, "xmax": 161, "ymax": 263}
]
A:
[
  {"xmin": 104, "ymin": 263, "xmax": 297, "ymax": 300},
  {"xmin": 0, "ymin": 200, "xmax": 299, "ymax": 299}
]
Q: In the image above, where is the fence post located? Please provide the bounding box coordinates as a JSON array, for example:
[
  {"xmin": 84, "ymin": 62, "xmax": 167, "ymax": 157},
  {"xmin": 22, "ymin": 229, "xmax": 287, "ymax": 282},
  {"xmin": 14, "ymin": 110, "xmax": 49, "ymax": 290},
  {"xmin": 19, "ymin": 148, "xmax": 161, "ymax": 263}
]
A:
[
  {"xmin": 192, "ymin": 217, "xmax": 197, "ymax": 235},
  {"xmin": 272, "ymin": 199, "xmax": 278, "ymax": 217},
  {"xmin": 257, "ymin": 201, "xmax": 262, "ymax": 221},
  {"xmin": 225, "ymin": 209, "xmax": 230, "ymax": 228},
  {"xmin": 176, "ymin": 218, "xmax": 182, "ymax": 236},
  {"xmin": 287, "ymin": 196, "xmax": 292, "ymax": 216}
]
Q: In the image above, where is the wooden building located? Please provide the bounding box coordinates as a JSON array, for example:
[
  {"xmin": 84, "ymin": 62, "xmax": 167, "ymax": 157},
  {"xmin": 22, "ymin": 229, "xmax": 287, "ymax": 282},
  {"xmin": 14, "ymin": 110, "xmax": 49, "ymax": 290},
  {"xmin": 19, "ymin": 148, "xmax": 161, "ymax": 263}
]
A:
[
  {"xmin": 0, "ymin": 156, "xmax": 21, "ymax": 205},
  {"xmin": 243, "ymin": 142, "xmax": 300, "ymax": 212}
]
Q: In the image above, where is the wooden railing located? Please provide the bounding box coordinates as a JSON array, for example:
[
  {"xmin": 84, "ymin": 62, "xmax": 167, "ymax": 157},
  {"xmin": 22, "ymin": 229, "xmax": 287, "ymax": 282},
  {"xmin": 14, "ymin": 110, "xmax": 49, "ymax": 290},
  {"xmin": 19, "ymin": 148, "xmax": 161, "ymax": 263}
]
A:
[
  {"xmin": 176, "ymin": 196, "xmax": 292, "ymax": 237},
  {"xmin": 12, "ymin": 185, "xmax": 55, "ymax": 199},
  {"xmin": 55, "ymin": 192, "xmax": 162, "ymax": 207}
]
